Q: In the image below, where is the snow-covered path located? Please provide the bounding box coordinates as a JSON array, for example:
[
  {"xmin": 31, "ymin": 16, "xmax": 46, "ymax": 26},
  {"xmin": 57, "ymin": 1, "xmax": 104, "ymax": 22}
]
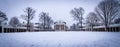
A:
[{"xmin": 0, "ymin": 31, "xmax": 120, "ymax": 47}]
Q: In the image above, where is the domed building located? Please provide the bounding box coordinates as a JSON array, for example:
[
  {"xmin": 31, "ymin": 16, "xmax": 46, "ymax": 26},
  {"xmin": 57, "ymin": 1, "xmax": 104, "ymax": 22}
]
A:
[{"xmin": 54, "ymin": 21, "xmax": 67, "ymax": 31}]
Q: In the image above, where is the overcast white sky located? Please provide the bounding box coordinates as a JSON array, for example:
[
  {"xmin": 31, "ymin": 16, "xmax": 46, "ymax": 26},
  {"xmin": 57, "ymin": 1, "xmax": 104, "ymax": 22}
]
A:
[{"xmin": 0, "ymin": 0, "xmax": 102, "ymax": 26}]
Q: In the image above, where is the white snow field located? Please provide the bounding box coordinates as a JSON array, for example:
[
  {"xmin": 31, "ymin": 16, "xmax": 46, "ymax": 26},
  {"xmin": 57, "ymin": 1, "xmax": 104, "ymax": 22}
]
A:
[{"xmin": 0, "ymin": 31, "xmax": 120, "ymax": 47}]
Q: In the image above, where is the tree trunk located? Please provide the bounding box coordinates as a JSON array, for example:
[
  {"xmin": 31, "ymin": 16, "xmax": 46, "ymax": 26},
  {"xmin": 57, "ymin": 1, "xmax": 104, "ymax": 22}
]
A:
[
  {"xmin": 27, "ymin": 20, "xmax": 29, "ymax": 32},
  {"xmin": 105, "ymin": 23, "xmax": 109, "ymax": 31},
  {"xmin": 80, "ymin": 15, "xmax": 83, "ymax": 31}
]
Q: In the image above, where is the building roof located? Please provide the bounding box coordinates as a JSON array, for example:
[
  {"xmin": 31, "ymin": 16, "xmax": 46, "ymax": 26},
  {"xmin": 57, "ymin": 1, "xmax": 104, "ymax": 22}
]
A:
[
  {"xmin": 93, "ymin": 24, "xmax": 120, "ymax": 28},
  {"xmin": 54, "ymin": 21, "xmax": 66, "ymax": 25}
]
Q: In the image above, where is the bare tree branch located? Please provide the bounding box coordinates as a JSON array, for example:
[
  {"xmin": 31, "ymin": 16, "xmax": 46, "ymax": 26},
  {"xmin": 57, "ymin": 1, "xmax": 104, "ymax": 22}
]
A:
[
  {"xmin": 70, "ymin": 7, "xmax": 84, "ymax": 28},
  {"xmin": 21, "ymin": 7, "xmax": 36, "ymax": 31},
  {"xmin": 95, "ymin": 0, "xmax": 120, "ymax": 31}
]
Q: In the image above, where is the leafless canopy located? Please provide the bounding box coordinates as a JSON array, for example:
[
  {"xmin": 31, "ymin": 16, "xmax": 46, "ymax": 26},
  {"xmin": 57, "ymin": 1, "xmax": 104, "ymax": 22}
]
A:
[
  {"xmin": 39, "ymin": 12, "xmax": 53, "ymax": 30},
  {"xmin": 9, "ymin": 17, "xmax": 19, "ymax": 27},
  {"xmin": 21, "ymin": 7, "xmax": 36, "ymax": 31},
  {"xmin": 95, "ymin": 0, "xmax": 120, "ymax": 26},
  {"xmin": 0, "ymin": 10, "xmax": 8, "ymax": 25},
  {"xmin": 86, "ymin": 12, "xmax": 99, "ymax": 27},
  {"xmin": 70, "ymin": 7, "xmax": 84, "ymax": 28},
  {"xmin": 21, "ymin": 7, "xmax": 36, "ymax": 21}
]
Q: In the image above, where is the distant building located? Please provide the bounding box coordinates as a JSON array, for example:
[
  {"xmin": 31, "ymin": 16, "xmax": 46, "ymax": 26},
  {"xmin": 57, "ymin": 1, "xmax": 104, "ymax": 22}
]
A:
[
  {"xmin": 20, "ymin": 22, "xmax": 34, "ymax": 31},
  {"xmin": 54, "ymin": 21, "xmax": 67, "ymax": 31}
]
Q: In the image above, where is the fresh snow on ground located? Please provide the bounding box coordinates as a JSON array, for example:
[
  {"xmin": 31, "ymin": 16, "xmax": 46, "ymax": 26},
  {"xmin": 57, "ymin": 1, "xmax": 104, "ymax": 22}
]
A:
[{"xmin": 0, "ymin": 31, "xmax": 120, "ymax": 47}]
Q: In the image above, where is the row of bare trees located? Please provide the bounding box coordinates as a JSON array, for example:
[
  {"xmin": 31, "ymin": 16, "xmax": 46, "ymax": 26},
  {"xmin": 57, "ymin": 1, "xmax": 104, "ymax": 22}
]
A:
[
  {"xmin": 39, "ymin": 12, "xmax": 53, "ymax": 30},
  {"xmin": 70, "ymin": 0, "xmax": 120, "ymax": 31},
  {"xmin": 20, "ymin": 7, "xmax": 53, "ymax": 31},
  {"xmin": 88, "ymin": 0, "xmax": 120, "ymax": 31},
  {"xmin": 1, "ymin": 0, "xmax": 120, "ymax": 31},
  {"xmin": 0, "ymin": 7, "xmax": 53, "ymax": 31},
  {"xmin": 0, "ymin": 7, "xmax": 54, "ymax": 31}
]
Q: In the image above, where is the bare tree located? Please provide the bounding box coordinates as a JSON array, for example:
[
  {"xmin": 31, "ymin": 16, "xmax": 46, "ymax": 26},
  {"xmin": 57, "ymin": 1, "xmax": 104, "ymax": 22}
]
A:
[
  {"xmin": 86, "ymin": 12, "xmax": 99, "ymax": 30},
  {"xmin": 95, "ymin": 0, "xmax": 120, "ymax": 31},
  {"xmin": 0, "ymin": 10, "xmax": 8, "ymax": 25},
  {"xmin": 70, "ymin": 23, "xmax": 79, "ymax": 31},
  {"xmin": 39, "ymin": 12, "xmax": 53, "ymax": 30},
  {"xmin": 21, "ymin": 7, "xmax": 36, "ymax": 31},
  {"xmin": 9, "ymin": 17, "xmax": 19, "ymax": 27},
  {"xmin": 114, "ymin": 18, "xmax": 120, "ymax": 24},
  {"xmin": 70, "ymin": 7, "xmax": 84, "ymax": 29}
]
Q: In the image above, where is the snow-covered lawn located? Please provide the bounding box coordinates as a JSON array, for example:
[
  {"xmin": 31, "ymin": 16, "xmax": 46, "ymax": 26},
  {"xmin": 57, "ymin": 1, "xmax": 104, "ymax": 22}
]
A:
[{"xmin": 0, "ymin": 31, "xmax": 120, "ymax": 47}]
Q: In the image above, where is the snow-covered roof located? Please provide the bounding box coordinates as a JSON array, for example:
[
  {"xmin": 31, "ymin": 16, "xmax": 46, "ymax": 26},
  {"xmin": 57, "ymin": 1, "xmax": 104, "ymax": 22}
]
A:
[
  {"xmin": 93, "ymin": 24, "xmax": 120, "ymax": 28},
  {"xmin": 54, "ymin": 21, "xmax": 66, "ymax": 25},
  {"xmin": 3, "ymin": 25, "xmax": 27, "ymax": 29},
  {"xmin": 109, "ymin": 24, "xmax": 120, "ymax": 27}
]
